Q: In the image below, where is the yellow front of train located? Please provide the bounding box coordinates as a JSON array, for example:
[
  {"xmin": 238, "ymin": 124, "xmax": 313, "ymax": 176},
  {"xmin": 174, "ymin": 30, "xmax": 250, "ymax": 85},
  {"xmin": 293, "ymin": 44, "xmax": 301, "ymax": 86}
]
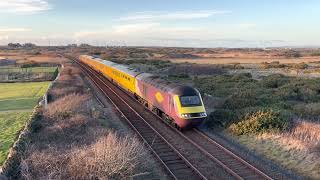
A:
[{"xmin": 171, "ymin": 86, "xmax": 207, "ymax": 129}]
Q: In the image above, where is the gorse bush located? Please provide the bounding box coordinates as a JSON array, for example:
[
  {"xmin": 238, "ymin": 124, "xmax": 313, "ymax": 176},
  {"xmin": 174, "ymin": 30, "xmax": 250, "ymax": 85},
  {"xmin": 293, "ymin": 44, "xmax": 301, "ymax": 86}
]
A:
[
  {"xmin": 292, "ymin": 62, "xmax": 308, "ymax": 69},
  {"xmin": 260, "ymin": 62, "xmax": 287, "ymax": 69},
  {"xmin": 229, "ymin": 110, "xmax": 289, "ymax": 135},
  {"xmin": 223, "ymin": 89, "xmax": 259, "ymax": 109},
  {"xmin": 206, "ymin": 109, "xmax": 236, "ymax": 127},
  {"xmin": 261, "ymin": 74, "xmax": 291, "ymax": 88}
]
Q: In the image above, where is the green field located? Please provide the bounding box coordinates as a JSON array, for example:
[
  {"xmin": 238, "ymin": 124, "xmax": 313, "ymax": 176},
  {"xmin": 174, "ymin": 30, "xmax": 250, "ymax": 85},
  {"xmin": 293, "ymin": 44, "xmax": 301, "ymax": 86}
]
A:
[
  {"xmin": 0, "ymin": 82, "xmax": 50, "ymax": 165},
  {"xmin": 0, "ymin": 112, "xmax": 31, "ymax": 164},
  {"xmin": 0, "ymin": 82, "xmax": 50, "ymax": 111},
  {"xmin": 0, "ymin": 66, "xmax": 57, "ymax": 73}
]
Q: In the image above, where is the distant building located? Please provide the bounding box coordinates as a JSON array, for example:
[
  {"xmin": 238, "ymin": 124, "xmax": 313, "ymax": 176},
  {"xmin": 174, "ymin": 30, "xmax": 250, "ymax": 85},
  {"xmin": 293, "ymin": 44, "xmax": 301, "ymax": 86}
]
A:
[{"xmin": 0, "ymin": 59, "xmax": 16, "ymax": 66}]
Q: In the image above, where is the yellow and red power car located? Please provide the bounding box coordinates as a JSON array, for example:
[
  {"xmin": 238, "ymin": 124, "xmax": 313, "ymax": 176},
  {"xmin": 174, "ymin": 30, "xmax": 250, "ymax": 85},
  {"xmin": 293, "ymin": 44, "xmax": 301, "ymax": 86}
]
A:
[{"xmin": 79, "ymin": 55, "xmax": 207, "ymax": 130}]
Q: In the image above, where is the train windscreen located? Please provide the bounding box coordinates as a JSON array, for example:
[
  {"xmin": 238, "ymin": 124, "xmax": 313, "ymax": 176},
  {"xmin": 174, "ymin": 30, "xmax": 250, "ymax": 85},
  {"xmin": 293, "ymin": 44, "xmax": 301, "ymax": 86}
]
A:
[{"xmin": 180, "ymin": 96, "xmax": 201, "ymax": 107}]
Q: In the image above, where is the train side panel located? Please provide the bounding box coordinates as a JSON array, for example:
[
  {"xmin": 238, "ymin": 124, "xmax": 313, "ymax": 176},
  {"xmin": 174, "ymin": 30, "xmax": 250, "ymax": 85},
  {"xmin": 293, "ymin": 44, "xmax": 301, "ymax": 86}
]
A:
[
  {"xmin": 107, "ymin": 67, "xmax": 136, "ymax": 93},
  {"xmin": 80, "ymin": 55, "xmax": 137, "ymax": 94},
  {"xmin": 135, "ymin": 79, "xmax": 170, "ymax": 112}
]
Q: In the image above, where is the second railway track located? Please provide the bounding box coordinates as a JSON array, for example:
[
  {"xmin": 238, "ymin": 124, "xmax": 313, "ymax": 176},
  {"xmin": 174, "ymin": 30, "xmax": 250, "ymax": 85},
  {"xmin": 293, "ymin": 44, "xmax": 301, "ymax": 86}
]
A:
[{"xmin": 68, "ymin": 55, "xmax": 280, "ymax": 180}]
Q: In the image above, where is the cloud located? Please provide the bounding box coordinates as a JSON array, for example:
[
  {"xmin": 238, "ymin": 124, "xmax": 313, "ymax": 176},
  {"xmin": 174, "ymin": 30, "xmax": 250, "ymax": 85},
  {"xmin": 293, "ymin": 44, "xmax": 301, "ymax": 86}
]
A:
[
  {"xmin": 119, "ymin": 10, "xmax": 230, "ymax": 21},
  {"xmin": 0, "ymin": 35, "xmax": 9, "ymax": 40},
  {"xmin": 0, "ymin": 0, "xmax": 51, "ymax": 14},
  {"xmin": 113, "ymin": 23, "xmax": 160, "ymax": 33},
  {"xmin": 0, "ymin": 28, "xmax": 31, "ymax": 32},
  {"xmin": 73, "ymin": 31, "xmax": 103, "ymax": 38}
]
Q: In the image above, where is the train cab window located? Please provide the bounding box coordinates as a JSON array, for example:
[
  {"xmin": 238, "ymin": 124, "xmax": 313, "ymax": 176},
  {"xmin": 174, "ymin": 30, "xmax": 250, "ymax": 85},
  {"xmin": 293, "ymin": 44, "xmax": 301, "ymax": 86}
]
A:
[{"xmin": 180, "ymin": 96, "xmax": 201, "ymax": 107}]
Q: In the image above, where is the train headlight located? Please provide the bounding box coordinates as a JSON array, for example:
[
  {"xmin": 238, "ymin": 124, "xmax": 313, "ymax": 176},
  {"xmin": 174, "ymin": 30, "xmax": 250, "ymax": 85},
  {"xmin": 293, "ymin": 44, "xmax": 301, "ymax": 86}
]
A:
[
  {"xmin": 181, "ymin": 113, "xmax": 191, "ymax": 118},
  {"xmin": 200, "ymin": 112, "xmax": 207, "ymax": 117}
]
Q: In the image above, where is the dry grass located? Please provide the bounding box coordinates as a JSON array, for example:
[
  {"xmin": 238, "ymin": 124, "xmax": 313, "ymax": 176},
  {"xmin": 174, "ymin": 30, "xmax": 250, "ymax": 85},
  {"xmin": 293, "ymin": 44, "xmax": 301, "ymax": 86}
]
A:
[
  {"xmin": 68, "ymin": 132, "xmax": 148, "ymax": 179},
  {"xmin": 285, "ymin": 120, "xmax": 320, "ymax": 153},
  {"xmin": 21, "ymin": 132, "xmax": 150, "ymax": 180},
  {"xmin": 44, "ymin": 93, "xmax": 89, "ymax": 119},
  {"xmin": 235, "ymin": 119, "xmax": 320, "ymax": 179}
]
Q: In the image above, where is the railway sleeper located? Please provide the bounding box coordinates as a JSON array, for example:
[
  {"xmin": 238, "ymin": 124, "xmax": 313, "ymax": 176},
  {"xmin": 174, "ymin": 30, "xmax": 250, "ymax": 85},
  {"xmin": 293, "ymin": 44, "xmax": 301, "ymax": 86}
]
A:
[
  {"xmin": 157, "ymin": 151, "xmax": 177, "ymax": 157},
  {"xmin": 237, "ymin": 170, "xmax": 258, "ymax": 177},
  {"xmin": 143, "ymin": 135, "xmax": 158, "ymax": 140},
  {"xmin": 165, "ymin": 160, "xmax": 187, "ymax": 165},
  {"xmin": 161, "ymin": 156, "xmax": 181, "ymax": 162},
  {"xmin": 161, "ymin": 156, "xmax": 182, "ymax": 161},
  {"xmin": 135, "ymin": 127, "xmax": 153, "ymax": 132},
  {"xmin": 155, "ymin": 148, "xmax": 174, "ymax": 154},
  {"xmin": 174, "ymin": 173, "xmax": 201, "ymax": 180},
  {"xmin": 150, "ymin": 139, "xmax": 165, "ymax": 143},
  {"xmin": 167, "ymin": 164, "xmax": 191, "ymax": 171},
  {"xmin": 151, "ymin": 143, "xmax": 169, "ymax": 149},
  {"xmin": 140, "ymin": 131, "xmax": 157, "ymax": 137},
  {"xmin": 227, "ymin": 162, "xmax": 249, "ymax": 169},
  {"xmin": 155, "ymin": 149, "xmax": 174, "ymax": 154},
  {"xmin": 153, "ymin": 145, "xmax": 171, "ymax": 150}
]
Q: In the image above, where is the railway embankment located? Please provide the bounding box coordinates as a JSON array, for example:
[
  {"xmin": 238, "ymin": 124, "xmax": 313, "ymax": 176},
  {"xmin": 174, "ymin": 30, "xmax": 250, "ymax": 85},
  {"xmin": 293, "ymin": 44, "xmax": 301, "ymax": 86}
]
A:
[{"xmin": 1, "ymin": 59, "xmax": 166, "ymax": 179}]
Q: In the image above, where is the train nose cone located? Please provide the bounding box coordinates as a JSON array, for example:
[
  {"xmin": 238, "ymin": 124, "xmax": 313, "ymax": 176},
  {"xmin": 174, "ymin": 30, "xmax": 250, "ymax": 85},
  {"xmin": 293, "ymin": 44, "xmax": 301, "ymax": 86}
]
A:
[{"xmin": 177, "ymin": 118, "xmax": 204, "ymax": 130}]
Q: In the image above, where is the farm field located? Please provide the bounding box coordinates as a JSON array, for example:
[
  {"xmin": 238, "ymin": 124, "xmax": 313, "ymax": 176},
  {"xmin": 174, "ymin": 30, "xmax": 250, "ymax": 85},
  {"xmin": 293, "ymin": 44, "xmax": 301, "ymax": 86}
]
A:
[
  {"xmin": 0, "ymin": 82, "xmax": 50, "ymax": 165},
  {"xmin": 0, "ymin": 82, "xmax": 50, "ymax": 111}
]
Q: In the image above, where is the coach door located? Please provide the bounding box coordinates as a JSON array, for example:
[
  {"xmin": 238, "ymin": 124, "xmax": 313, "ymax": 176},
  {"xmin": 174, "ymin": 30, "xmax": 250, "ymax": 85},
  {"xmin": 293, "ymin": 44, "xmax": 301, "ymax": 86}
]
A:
[
  {"xmin": 142, "ymin": 84, "xmax": 147, "ymax": 99},
  {"xmin": 169, "ymin": 96, "xmax": 173, "ymax": 114}
]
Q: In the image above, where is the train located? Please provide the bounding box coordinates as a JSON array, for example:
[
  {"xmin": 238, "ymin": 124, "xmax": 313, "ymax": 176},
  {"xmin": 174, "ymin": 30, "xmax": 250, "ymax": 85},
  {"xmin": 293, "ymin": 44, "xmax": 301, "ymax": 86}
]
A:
[{"xmin": 79, "ymin": 55, "xmax": 207, "ymax": 130}]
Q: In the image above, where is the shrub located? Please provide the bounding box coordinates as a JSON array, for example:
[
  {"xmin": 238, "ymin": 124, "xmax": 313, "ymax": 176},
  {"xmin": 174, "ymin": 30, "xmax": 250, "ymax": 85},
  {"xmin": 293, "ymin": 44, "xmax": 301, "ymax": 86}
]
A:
[
  {"xmin": 261, "ymin": 74, "xmax": 291, "ymax": 88},
  {"xmin": 21, "ymin": 132, "xmax": 151, "ymax": 179},
  {"xmin": 229, "ymin": 110, "xmax": 290, "ymax": 135},
  {"xmin": 44, "ymin": 93, "xmax": 89, "ymax": 120},
  {"xmin": 223, "ymin": 89, "xmax": 259, "ymax": 109},
  {"xmin": 311, "ymin": 51, "xmax": 320, "ymax": 56},
  {"xmin": 293, "ymin": 62, "xmax": 308, "ymax": 69},
  {"xmin": 284, "ymin": 50, "xmax": 302, "ymax": 58},
  {"xmin": 293, "ymin": 103, "xmax": 320, "ymax": 118},
  {"xmin": 68, "ymin": 132, "xmax": 149, "ymax": 179},
  {"xmin": 260, "ymin": 62, "xmax": 287, "ymax": 69},
  {"xmin": 206, "ymin": 109, "xmax": 236, "ymax": 128}
]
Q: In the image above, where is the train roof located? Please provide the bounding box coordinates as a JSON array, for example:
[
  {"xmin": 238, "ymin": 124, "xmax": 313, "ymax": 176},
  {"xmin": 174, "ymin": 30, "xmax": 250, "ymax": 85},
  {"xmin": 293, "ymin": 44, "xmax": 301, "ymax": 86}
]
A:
[
  {"xmin": 81, "ymin": 55, "xmax": 199, "ymax": 96},
  {"xmin": 82, "ymin": 55, "xmax": 141, "ymax": 77},
  {"xmin": 136, "ymin": 73, "xmax": 198, "ymax": 95},
  {"xmin": 112, "ymin": 63, "xmax": 141, "ymax": 77}
]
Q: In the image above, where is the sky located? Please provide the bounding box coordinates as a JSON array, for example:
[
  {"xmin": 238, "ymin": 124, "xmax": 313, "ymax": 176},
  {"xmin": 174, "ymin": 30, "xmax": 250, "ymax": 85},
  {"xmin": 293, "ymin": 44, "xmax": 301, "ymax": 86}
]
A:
[{"xmin": 0, "ymin": 0, "xmax": 319, "ymax": 47}]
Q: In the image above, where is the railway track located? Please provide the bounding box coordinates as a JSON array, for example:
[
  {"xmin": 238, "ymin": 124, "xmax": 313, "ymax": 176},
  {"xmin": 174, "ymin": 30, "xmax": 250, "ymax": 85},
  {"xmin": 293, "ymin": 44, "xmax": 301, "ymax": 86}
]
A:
[{"xmin": 67, "ymin": 55, "xmax": 278, "ymax": 180}]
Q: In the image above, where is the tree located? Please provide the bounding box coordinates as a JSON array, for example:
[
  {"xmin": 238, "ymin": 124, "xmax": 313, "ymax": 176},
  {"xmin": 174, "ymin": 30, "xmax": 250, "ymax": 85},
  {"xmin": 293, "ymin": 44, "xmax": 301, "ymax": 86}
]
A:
[{"xmin": 8, "ymin": 43, "xmax": 22, "ymax": 49}]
